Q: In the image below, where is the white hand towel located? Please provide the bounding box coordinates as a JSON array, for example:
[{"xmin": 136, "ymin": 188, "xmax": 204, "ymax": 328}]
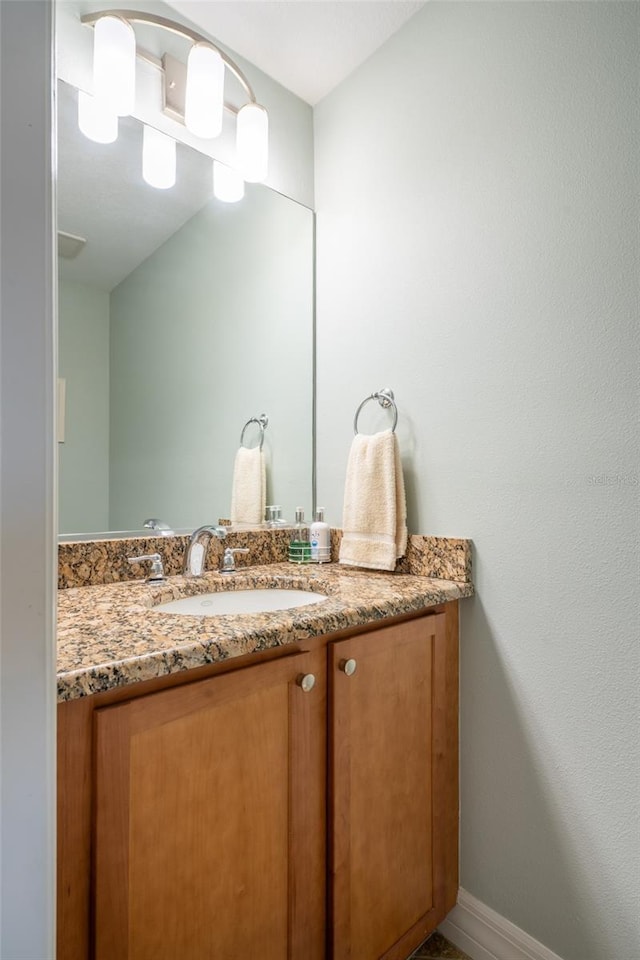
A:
[
  {"xmin": 230, "ymin": 446, "xmax": 266, "ymax": 525},
  {"xmin": 339, "ymin": 429, "xmax": 408, "ymax": 572}
]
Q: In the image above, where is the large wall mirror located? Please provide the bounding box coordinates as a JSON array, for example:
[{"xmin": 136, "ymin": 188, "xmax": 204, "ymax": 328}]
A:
[{"xmin": 57, "ymin": 79, "xmax": 314, "ymax": 538}]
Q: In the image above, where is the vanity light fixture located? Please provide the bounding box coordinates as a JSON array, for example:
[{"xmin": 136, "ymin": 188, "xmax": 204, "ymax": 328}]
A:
[
  {"xmin": 185, "ymin": 43, "xmax": 225, "ymax": 140},
  {"xmin": 92, "ymin": 14, "xmax": 136, "ymax": 116},
  {"xmin": 236, "ymin": 103, "xmax": 269, "ymax": 183},
  {"xmin": 79, "ymin": 10, "xmax": 269, "ymax": 198}
]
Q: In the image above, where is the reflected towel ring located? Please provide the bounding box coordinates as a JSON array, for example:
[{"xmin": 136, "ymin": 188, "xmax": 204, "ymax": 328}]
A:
[
  {"xmin": 240, "ymin": 414, "xmax": 269, "ymax": 450},
  {"xmin": 353, "ymin": 388, "xmax": 398, "ymax": 435}
]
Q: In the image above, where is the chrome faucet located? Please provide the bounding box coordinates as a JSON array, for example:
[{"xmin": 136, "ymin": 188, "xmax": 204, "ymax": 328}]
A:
[
  {"xmin": 183, "ymin": 525, "xmax": 227, "ymax": 577},
  {"xmin": 143, "ymin": 518, "xmax": 175, "ymax": 536}
]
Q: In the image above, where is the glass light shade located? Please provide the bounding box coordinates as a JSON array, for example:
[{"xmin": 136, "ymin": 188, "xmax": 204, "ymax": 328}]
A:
[
  {"xmin": 213, "ymin": 160, "xmax": 244, "ymax": 203},
  {"xmin": 93, "ymin": 15, "xmax": 136, "ymax": 117},
  {"xmin": 236, "ymin": 103, "xmax": 269, "ymax": 183},
  {"xmin": 77, "ymin": 90, "xmax": 118, "ymax": 144},
  {"xmin": 142, "ymin": 127, "xmax": 176, "ymax": 190},
  {"xmin": 185, "ymin": 43, "xmax": 224, "ymax": 139}
]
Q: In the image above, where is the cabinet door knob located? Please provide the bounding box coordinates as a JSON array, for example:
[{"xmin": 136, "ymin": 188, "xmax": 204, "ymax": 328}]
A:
[
  {"xmin": 339, "ymin": 658, "xmax": 357, "ymax": 677},
  {"xmin": 297, "ymin": 673, "xmax": 316, "ymax": 693}
]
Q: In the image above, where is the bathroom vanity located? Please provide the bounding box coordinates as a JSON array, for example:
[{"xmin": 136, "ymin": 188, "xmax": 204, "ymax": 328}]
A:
[{"xmin": 57, "ymin": 542, "xmax": 472, "ymax": 960}]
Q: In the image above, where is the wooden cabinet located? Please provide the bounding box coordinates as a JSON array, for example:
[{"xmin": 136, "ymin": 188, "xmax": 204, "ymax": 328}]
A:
[
  {"xmin": 58, "ymin": 605, "xmax": 458, "ymax": 960},
  {"xmin": 329, "ymin": 615, "xmax": 457, "ymax": 960},
  {"xmin": 92, "ymin": 650, "xmax": 326, "ymax": 960}
]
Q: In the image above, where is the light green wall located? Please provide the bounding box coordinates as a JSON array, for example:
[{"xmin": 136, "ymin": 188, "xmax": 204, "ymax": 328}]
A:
[
  {"xmin": 109, "ymin": 186, "xmax": 313, "ymax": 531},
  {"xmin": 315, "ymin": 3, "xmax": 639, "ymax": 959},
  {"xmin": 58, "ymin": 280, "xmax": 110, "ymax": 533}
]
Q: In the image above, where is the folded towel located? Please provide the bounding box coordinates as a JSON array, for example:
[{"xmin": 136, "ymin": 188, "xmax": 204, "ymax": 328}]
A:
[
  {"xmin": 339, "ymin": 429, "xmax": 407, "ymax": 572},
  {"xmin": 230, "ymin": 446, "xmax": 266, "ymax": 525}
]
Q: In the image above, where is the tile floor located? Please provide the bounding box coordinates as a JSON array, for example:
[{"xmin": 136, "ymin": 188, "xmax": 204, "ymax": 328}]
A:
[{"xmin": 410, "ymin": 930, "xmax": 471, "ymax": 959}]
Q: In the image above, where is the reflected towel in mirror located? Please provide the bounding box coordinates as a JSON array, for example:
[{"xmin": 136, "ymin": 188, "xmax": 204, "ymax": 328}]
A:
[{"xmin": 230, "ymin": 446, "xmax": 266, "ymax": 525}]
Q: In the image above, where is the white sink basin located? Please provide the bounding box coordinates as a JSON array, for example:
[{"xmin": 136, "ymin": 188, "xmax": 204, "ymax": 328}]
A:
[{"xmin": 154, "ymin": 588, "xmax": 328, "ymax": 617}]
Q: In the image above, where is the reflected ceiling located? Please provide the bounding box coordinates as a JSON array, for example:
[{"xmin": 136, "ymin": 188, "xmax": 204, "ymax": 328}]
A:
[{"xmin": 57, "ymin": 81, "xmax": 215, "ymax": 291}]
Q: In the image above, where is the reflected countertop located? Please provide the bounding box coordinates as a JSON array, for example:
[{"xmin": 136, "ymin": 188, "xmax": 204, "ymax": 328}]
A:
[{"xmin": 57, "ymin": 562, "xmax": 474, "ymax": 702}]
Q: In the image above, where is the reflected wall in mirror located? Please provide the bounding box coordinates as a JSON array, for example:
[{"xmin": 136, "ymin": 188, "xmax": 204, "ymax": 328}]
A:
[{"xmin": 57, "ymin": 80, "xmax": 314, "ymax": 537}]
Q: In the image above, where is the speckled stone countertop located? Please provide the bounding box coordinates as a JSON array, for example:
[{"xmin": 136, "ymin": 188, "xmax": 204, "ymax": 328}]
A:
[
  {"xmin": 58, "ymin": 529, "xmax": 472, "ymax": 588},
  {"xmin": 57, "ymin": 562, "xmax": 473, "ymax": 702}
]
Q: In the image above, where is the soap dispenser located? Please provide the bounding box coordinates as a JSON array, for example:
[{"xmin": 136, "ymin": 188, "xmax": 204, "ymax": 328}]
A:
[
  {"xmin": 266, "ymin": 505, "xmax": 288, "ymax": 528},
  {"xmin": 288, "ymin": 507, "xmax": 311, "ymax": 564},
  {"xmin": 310, "ymin": 508, "xmax": 330, "ymax": 563}
]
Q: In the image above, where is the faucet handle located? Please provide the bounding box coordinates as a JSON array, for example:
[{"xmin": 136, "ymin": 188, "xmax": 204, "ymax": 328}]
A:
[
  {"xmin": 221, "ymin": 547, "xmax": 250, "ymax": 573},
  {"xmin": 128, "ymin": 553, "xmax": 166, "ymax": 583}
]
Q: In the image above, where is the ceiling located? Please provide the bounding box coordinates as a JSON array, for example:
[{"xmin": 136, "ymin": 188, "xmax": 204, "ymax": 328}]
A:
[{"xmin": 164, "ymin": 1, "xmax": 426, "ymax": 105}]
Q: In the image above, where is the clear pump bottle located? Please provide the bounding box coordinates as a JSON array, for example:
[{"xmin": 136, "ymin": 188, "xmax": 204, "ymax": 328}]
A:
[
  {"xmin": 288, "ymin": 507, "xmax": 311, "ymax": 564},
  {"xmin": 310, "ymin": 508, "xmax": 330, "ymax": 563},
  {"xmin": 266, "ymin": 505, "xmax": 288, "ymax": 527}
]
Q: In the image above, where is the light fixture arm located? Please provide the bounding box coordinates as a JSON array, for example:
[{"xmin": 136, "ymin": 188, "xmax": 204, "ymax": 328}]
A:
[{"xmin": 81, "ymin": 9, "xmax": 257, "ymax": 103}]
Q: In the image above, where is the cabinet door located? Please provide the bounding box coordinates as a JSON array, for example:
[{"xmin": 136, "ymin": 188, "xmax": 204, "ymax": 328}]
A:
[
  {"xmin": 93, "ymin": 650, "xmax": 326, "ymax": 960},
  {"xmin": 329, "ymin": 614, "xmax": 456, "ymax": 960}
]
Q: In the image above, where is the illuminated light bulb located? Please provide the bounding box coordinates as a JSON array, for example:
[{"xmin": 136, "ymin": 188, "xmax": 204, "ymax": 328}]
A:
[
  {"xmin": 213, "ymin": 160, "xmax": 244, "ymax": 203},
  {"xmin": 93, "ymin": 15, "xmax": 136, "ymax": 117},
  {"xmin": 142, "ymin": 126, "xmax": 176, "ymax": 190},
  {"xmin": 77, "ymin": 90, "xmax": 118, "ymax": 144},
  {"xmin": 185, "ymin": 43, "xmax": 224, "ymax": 139},
  {"xmin": 236, "ymin": 103, "xmax": 269, "ymax": 183}
]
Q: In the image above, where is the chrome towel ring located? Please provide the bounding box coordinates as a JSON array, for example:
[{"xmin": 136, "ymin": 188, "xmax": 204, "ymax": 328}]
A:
[
  {"xmin": 353, "ymin": 388, "xmax": 398, "ymax": 435},
  {"xmin": 240, "ymin": 414, "xmax": 269, "ymax": 450}
]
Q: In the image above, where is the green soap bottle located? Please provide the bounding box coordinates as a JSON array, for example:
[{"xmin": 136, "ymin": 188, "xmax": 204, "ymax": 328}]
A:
[{"xmin": 288, "ymin": 507, "xmax": 311, "ymax": 564}]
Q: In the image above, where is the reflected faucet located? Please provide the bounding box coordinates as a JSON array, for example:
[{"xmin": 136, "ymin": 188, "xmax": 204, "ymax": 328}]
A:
[
  {"xmin": 143, "ymin": 518, "xmax": 175, "ymax": 536},
  {"xmin": 183, "ymin": 525, "xmax": 227, "ymax": 577}
]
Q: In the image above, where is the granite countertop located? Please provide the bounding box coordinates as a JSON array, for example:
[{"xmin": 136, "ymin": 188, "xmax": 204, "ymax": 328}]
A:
[{"xmin": 57, "ymin": 562, "xmax": 474, "ymax": 702}]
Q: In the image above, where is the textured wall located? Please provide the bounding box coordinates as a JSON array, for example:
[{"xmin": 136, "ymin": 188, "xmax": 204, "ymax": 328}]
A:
[
  {"xmin": 314, "ymin": 3, "xmax": 639, "ymax": 958},
  {"xmin": 58, "ymin": 280, "xmax": 110, "ymax": 533}
]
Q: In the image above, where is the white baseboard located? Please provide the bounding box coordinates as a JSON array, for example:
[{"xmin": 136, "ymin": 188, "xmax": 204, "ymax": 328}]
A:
[{"xmin": 438, "ymin": 888, "xmax": 565, "ymax": 960}]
